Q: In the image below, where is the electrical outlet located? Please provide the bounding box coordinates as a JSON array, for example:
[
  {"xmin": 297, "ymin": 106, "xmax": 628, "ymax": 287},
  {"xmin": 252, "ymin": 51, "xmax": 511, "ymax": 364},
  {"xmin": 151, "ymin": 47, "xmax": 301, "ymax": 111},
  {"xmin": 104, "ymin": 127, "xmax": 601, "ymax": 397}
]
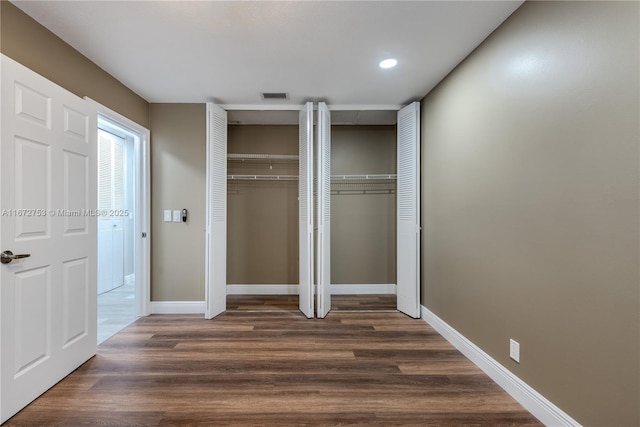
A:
[
  {"xmin": 510, "ymin": 339, "xmax": 520, "ymax": 363},
  {"xmin": 163, "ymin": 210, "xmax": 171, "ymax": 222},
  {"xmin": 172, "ymin": 210, "xmax": 181, "ymax": 222}
]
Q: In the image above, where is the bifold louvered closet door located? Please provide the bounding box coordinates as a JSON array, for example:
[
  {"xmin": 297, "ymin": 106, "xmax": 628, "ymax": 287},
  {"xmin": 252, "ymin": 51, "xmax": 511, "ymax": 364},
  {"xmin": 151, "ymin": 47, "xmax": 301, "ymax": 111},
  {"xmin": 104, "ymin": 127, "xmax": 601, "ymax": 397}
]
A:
[
  {"xmin": 298, "ymin": 102, "xmax": 315, "ymax": 318},
  {"xmin": 396, "ymin": 102, "xmax": 421, "ymax": 318},
  {"xmin": 205, "ymin": 103, "xmax": 227, "ymax": 319},
  {"xmin": 316, "ymin": 102, "xmax": 331, "ymax": 318}
]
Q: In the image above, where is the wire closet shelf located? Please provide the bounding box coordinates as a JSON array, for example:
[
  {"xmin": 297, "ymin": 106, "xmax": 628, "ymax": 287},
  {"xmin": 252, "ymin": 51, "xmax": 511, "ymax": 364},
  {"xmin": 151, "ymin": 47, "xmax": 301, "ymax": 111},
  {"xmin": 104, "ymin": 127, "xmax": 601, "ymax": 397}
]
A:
[{"xmin": 227, "ymin": 153, "xmax": 396, "ymax": 193}]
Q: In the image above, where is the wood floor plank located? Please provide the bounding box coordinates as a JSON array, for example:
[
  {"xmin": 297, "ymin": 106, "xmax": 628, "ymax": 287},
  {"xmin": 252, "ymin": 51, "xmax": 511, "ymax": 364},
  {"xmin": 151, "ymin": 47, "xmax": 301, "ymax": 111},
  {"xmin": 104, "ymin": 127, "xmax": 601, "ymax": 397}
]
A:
[
  {"xmin": 398, "ymin": 360, "xmax": 485, "ymax": 375},
  {"xmin": 5, "ymin": 411, "xmax": 165, "ymax": 427},
  {"xmin": 5, "ymin": 302, "xmax": 542, "ymax": 426},
  {"xmin": 226, "ymin": 294, "xmax": 398, "ymax": 312}
]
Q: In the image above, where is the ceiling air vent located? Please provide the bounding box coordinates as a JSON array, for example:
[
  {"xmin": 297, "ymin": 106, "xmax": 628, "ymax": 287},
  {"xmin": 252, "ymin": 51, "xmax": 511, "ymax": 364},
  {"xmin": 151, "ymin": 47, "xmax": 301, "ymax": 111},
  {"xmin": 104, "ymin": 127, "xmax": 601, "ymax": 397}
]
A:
[{"xmin": 261, "ymin": 92, "xmax": 289, "ymax": 100}]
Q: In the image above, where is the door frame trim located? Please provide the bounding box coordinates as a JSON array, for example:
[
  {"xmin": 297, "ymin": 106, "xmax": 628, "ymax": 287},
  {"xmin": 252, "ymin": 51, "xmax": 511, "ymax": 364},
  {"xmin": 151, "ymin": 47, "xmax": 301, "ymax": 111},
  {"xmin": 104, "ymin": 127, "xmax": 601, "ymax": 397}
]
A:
[{"xmin": 85, "ymin": 97, "xmax": 151, "ymax": 317}]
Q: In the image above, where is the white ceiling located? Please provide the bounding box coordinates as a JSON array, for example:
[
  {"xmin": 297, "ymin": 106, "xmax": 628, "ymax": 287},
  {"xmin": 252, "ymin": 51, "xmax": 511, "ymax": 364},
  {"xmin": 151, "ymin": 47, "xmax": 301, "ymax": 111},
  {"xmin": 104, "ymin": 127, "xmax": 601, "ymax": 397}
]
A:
[{"xmin": 13, "ymin": 0, "xmax": 522, "ymax": 108}]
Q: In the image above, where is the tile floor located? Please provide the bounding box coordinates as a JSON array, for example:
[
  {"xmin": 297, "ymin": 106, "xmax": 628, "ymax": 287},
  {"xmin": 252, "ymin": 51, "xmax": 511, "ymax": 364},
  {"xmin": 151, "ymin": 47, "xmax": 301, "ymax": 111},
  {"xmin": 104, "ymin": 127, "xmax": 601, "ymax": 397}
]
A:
[{"xmin": 97, "ymin": 281, "xmax": 137, "ymax": 344}]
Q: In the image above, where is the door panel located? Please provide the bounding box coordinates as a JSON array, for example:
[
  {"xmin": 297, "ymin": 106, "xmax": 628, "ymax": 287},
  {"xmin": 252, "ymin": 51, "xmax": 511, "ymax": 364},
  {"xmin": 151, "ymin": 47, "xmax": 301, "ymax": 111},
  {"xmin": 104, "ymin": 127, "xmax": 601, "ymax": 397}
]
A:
[
  {"xmin": 14, "ymin": 82, "xmax": 51, "ymax": 127},
  {"xmin": 396, "ymin": 102, "xmax": 421, "ymax": 318},
  {"xmin": 14, "ymin": 137, "xmax": 50, "ymax": 239},
  {"xmin": 1, "ymin": 54, "xmax": 97, "ymax": 423},
  {"xmin": 97, "ymin": 131, "xmax": 113, "ymax": 293},
  {"xmin": 97, "ymin": 220, "xmax": 113, "ymax": 295},
  {"xmin": 112, "ymin": 221, "xmax": 124, "ymax": 288},
  {"xmin": 63, "ymin": 151, "xmax": 89, "ymax": 234},
  {"xmin": 316, "ymin": 102, "xmax": 331, "ymax": 318},
  {"xmin": 97, "ymin": 130, "xmax": 126, "ymax": 292},
  {"xmin": 111, "ymin": 139, "xmax": 125, "ymax": 289},
  {"xmin": 298, "ymin": 102, "xmax": 314, "ymax": 318},
  {"xmin": 63, "ymin": 105, "xmax": 90, "ymax": 142},
  {"xmin": 14, "ymin": 266, "xmax": 51, "ymax": 376},
  {"xmin": 62, "ymin": 258, "xmax": 89, "ymax": 347},
  {"xmin": 205, "ymin": 103, "xmax": 227, "ymax": 319}
]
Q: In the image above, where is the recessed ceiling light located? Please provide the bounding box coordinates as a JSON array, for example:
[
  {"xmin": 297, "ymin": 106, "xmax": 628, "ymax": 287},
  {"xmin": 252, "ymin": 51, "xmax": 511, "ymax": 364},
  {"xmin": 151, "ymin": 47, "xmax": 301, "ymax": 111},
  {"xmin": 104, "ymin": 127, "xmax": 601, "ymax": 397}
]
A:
[{"xmin": 379, "ymin": 58, "xmax": 398, "ymax": 69}]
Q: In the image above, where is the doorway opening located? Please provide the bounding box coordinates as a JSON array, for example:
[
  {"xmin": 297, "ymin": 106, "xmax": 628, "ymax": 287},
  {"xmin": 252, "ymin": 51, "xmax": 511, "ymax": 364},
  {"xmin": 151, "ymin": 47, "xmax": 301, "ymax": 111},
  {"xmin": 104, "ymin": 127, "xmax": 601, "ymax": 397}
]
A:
[
  {"xmin": 86, "ymin": 97, "xmax": 151, "ymax": 342},
  {"xmin": 220, "ymin": 111, "xmax": 398, "ymax": 314},
  {"xmin": 329, "ymin": 115, "xmax": 398, "ymax": 314},
  {"xmin": 226, "ymin": 123, "xmax": 300, "ymax": 313},
  {"xmin": 97, "ymin": 119, "xmax": 137, "ymax": 343}
]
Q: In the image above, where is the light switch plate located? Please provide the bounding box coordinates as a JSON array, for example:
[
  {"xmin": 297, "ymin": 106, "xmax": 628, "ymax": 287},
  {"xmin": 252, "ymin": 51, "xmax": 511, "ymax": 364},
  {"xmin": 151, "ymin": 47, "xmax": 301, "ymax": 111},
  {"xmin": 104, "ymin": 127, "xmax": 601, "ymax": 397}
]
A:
[
  {"xmin": 510, "ymin": 339, "xmax": 520, "ymax": 363},
  {"xmin": 163, "ymin": 210, "xmax": 171, "ymax": 222},
  {"xmin": 172, "ymin": 210, "xmax": 181, "ymax": 222}
]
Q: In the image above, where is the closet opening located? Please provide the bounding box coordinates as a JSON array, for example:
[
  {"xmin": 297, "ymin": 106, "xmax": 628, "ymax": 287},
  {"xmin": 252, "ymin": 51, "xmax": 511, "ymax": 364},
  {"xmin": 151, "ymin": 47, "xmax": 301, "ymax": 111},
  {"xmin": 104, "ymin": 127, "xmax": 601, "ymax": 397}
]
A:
[
  {"xmin": 221, "ymin": 108, "xmax": 400, "ymax": 313},
  {"xmin": 225, "ymin": 110, "xmax": 302, "ymax": 312},
  {"xmin": 329, "ymin": 109, "xmax": 398, "ymax": 313},
  {"xmin": 207, "ymin": 103, "xmax": 419, "ymax": 318}
]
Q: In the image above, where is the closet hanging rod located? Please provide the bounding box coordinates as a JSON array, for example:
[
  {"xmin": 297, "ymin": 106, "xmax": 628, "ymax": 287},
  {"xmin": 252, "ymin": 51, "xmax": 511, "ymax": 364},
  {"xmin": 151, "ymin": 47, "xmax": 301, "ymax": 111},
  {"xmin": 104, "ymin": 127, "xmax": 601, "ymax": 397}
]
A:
[
  {"xmin": 227, "ymin": 153, "xmax": 299, "ymax": 161},
  {"xmin": 332, "ymin": 189, "xmax": 396, "ymax": 195},
  {"xmin": 331, "ymin": 174, "xmax": 397, "ymax": 181},
  {"xmin": 227, "ymin": 174, "xmax": 299, "ymax": 181}
]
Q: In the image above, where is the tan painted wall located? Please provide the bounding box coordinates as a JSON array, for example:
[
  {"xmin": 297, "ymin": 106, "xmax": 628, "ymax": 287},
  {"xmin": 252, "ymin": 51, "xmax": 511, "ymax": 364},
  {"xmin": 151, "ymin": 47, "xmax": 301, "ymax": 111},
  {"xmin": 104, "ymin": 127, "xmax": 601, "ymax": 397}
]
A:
[
  {"xmin": 0, "ymin": 1, "xmax": 149, "ymax": 128},
  {"xmin": 227, "ymin": 125, "xmax": 299, "ymax": 284},
  {"xmin": 421, "ymin": 2, "xmax": 639, "ymax": 425},
  {"xmin": 331, "ymin": 126, "xmax": 396, "ymax": 284},
  {"xmin": 150, "ymin": 104, "xmax": 206, "ymax": 301}
]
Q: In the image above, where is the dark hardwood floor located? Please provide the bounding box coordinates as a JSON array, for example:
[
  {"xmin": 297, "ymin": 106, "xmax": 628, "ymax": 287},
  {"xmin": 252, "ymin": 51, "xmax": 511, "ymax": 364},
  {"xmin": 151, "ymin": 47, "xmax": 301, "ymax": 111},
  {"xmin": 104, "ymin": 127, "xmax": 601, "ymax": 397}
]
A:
[
  {"xmin": 226, "ymin": 294, "xmax": 397, "ymax": 311},
  {"xmin": 6, "ymin": 299, "xmax": 542, "ymax": 426}
]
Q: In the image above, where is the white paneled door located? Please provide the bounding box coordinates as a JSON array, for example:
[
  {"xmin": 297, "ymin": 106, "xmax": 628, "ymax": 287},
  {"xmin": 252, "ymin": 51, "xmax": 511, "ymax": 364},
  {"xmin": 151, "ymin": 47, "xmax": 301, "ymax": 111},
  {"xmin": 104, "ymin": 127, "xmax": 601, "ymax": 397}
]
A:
[
  {"xmin": 397, "ymin": 102, "xmax": 421, "ymax": 318},
  {"xmin": 298, "ymin": 102, "xmax": 314, "ymax": 318},
  {"xmin": 97, "ymin": 130, "xmax": 125, "ymax": 294},
  {"xmin": 0, "ymin": 55, "xmax": 97, "ymax": 423},
  {"xmin": 205, "ymin": 103, "xmax": 227, "ymax": 319},
  {"xmin": 316, "ymin": 102, "xmax": 331, "ymax": 318}
]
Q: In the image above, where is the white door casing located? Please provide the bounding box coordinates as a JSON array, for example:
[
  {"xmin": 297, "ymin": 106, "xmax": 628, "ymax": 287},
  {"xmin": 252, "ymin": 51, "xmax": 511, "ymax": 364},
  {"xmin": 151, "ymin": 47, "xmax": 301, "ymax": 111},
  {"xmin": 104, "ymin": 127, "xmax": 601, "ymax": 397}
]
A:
[
  {"xmin": 0, "ymin": 55, "xmax": 98, "ymax": 423},
  {"xmin": 316, "ymin": 102, "xmax": 331, "ymax": 318},
  {"xmin": 298, "ymin": 102, "xmax": 314, "ymax": 318},
  {"xmin": 396, "ymin": 101, "xmax": 421, "ymax": 318},
  {"xmin": 205, "ymin": 103, "xmax": 227, "ymax": 319}
]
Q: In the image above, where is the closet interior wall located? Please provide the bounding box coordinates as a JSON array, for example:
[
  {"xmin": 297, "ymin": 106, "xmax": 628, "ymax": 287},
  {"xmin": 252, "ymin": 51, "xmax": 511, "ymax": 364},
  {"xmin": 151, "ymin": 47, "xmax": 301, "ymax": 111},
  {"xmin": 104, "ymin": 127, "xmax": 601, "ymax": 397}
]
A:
[
  {"xmin": 227, "ymin": 125, "xmax": 299, "ymax": 285},
  {"xmin": 331, "ymin": 125, "xmax": 397, "ymax": 287}
]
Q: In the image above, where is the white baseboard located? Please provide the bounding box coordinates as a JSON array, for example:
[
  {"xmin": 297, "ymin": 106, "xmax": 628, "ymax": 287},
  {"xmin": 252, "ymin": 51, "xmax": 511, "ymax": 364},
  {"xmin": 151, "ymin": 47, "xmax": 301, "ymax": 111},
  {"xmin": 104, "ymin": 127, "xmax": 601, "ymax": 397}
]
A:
[
  {"xmin": 124, "ymin": 274, "xmax": 135, "ymax": 286},
  {"xmin": 227, "ymin": 284, "xmax": 298, "ymax": 295},
  {"xmin": 420, "ymin": 306, "xmax": 581, "ymax": 427},
  {"xmin": 150, "ymin": 301, "xmax": 205, "ymax": 314},
  {"xmin": 226, "ymin": 284, "xmax": 397, "ymax": 295},
  {"xmin": 331, "ymin": 284, "xmax": 396, "ymax": 294}
]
